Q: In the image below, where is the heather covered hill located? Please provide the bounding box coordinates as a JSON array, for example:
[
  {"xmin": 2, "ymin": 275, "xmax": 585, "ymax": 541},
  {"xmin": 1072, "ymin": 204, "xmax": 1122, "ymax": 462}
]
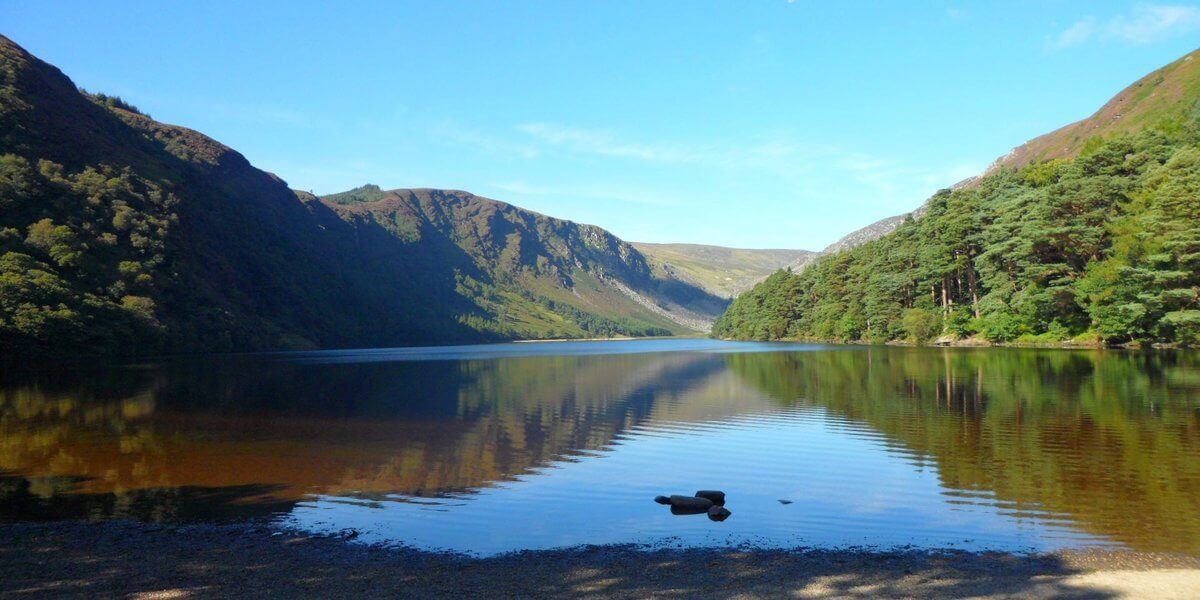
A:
[
  {"xmin": 0, "ymin": 36, "xmax": 722, "ymax": 358},
  {"xmin": 985, "ymin": 49, "xmax": 1200, "ymax": 175},
  {"xmin": 715, "ymin": 48, "xmax": 1200, "ymax": 346}
]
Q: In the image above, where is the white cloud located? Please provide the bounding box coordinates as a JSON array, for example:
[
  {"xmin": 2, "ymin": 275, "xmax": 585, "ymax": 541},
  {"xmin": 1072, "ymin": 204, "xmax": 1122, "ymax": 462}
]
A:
[
  {"xmin": 1054, "ymin": 17, "xmax": 1099, "ymax": 48},
  {"xmin": 1054, "ymin": 3, "xmax": 1200, "ymax": 47},
  {"xmin": 490, "ymin": 181, "xmax": 682, "ymax": 207},
  {"xmin": 514, "ymin": 122, "xmax": 834, "ymax": 175},
  {"xmin": 436, "ymin": 121, "xmax": 980, "ymax": 220},
  {"xmin": 430, "ymin": 121, "xmax": 541, "ymax": 159},
  {"xmin": 1109, "ymin": 3, "xmax": 1200, "ymax": 42}
]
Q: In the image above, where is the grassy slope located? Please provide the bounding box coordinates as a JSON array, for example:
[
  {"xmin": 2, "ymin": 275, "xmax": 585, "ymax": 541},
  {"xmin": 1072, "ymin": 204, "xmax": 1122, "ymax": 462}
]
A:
[
  {"xmin": 990, "ymin": 49, "xmax": 1200, "ymax": 172},
  {"xmin": 633, "ymin": 243, "xmax": 813, "ymax": 299}
]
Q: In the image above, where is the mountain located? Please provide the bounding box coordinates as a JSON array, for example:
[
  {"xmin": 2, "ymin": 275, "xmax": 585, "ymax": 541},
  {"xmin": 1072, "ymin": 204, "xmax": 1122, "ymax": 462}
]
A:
[
  {"xmin": 786, "ymin": 51, "xmax": 1200, "ymax": 268},
  {"xmin": 0, "ymin": 35, "xmax": 724, "ymax": 358},
  {"xmin": 984, "ymin": 50, "xmax": 1200, "ymax": 175},
  {"xmin": 716, "ymin": 47, "xmax": 1200, "ymax": 346},
  {"xmin": 632, "ymin": 243, "xmax": 812, "ymax": 298},
  {"xmin": 309, "ymin": 185, "xmax": 728, "ymax": 333},
  {"xmin": 783, "ymin": 213, "xmax": 911, "ymax": 272}
]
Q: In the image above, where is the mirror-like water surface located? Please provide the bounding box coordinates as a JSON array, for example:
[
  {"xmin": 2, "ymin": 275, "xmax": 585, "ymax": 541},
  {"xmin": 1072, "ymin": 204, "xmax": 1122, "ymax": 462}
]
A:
[{"xmin": 2, "ymin": 340, "xmax": 1199, "ymax": 556}]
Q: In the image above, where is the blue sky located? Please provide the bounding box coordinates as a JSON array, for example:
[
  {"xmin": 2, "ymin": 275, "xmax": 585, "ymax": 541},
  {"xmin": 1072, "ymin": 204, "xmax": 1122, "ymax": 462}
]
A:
[{"xmin": 3, "ymin": 2, "xmax": 1200, "ymax": 249}]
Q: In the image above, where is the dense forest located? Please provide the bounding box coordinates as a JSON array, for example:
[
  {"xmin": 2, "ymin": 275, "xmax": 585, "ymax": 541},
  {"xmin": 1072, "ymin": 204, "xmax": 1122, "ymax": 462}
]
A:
[
  {"xmin": 0, "ymin": 36, "xmax": 722, "ymax": 359},
  {"xmin": 715, "ymin": 64, "xmax": 1200, "ymax": 346}
]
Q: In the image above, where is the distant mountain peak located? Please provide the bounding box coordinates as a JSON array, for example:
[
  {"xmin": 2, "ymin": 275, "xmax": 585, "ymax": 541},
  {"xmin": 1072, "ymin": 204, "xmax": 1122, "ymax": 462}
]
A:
[{"xmin": 320, "ymin": 184, "xmax": 388, "ymax": 205}]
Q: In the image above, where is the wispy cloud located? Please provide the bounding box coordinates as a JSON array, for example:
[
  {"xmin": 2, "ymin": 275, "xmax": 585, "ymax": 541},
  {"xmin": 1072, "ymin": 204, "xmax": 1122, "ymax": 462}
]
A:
[
  {"xmin": 430, "ymin": 121, "xmax": 541, "ymax": 159},
  {"xmin": 435, "ymin": 120, "xmax": 977, "ymax": 217},
  {"xmin": 490, "ymin": 181, "xmax": 682, "ymax": 207},
  {"xmin": 512, "ymin": 122, "xmax": 976, "ymax": 195},
  {"xmin": 514, "ymin": 122, "xmax": 831, "ymax": 174},
  {"xmin": 1054, "ymin": 3, "xmax": 1200, "ymax": 47}
]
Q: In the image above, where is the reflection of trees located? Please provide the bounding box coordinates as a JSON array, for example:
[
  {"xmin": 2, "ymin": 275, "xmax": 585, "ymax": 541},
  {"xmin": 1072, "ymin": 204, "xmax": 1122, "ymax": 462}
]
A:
[
  {"xmin": 726, "ymin": 348, "xmax": 1200, "ymax": 553},
  {"xmin": 0, "ymin": 352, "xmax": 734, "ymax": 518}
]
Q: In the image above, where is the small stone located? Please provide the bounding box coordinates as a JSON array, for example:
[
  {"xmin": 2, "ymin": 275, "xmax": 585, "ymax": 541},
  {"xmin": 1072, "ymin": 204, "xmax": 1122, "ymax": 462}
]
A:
[
  {"xmin": 707, "ymin": 506, "xmax": 732, "ymax": 522},
  {"xmin": 778, "ymin": 499, "xmax": 793, "ymax": 505},
  {"xmin": 694, "ymin": 490, "xmax": 726, "ymax": 506},
  {"xmin": 654, "ymin": 495, "xmax": 671, "ymax": 505}
]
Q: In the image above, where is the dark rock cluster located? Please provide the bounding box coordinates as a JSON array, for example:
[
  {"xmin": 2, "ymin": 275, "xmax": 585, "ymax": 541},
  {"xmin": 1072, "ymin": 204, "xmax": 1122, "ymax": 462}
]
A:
[{"xmin": 654, "ymin": 490, "xmax": 732, "ymax": 522}]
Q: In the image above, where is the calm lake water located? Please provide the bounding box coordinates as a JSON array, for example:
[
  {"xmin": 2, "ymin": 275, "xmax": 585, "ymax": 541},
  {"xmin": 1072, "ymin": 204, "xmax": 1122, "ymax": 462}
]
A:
[{"xmin": 3, "ymin": 339, "xmax": 1199, "ymax": 556}]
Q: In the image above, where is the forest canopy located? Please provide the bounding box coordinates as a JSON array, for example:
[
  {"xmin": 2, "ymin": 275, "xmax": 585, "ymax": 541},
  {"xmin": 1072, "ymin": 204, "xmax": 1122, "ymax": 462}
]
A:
[{"xmin": 714, "ymin": 119, "xmax": 1200, "ymax": 346}]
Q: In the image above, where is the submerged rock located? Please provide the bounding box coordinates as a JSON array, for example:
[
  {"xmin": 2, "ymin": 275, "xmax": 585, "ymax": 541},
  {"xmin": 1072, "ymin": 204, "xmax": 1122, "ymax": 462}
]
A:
[
  {"xmin": 707, "ymin": 506, "xmax": 732, "ymax": 522},
  {"xmin": 654, "ymin": 496, "xmax": 671, "ymax": 505},
  {"xmin": 694, "ymin": 490, "xmax": 725, "ymax": 506}
]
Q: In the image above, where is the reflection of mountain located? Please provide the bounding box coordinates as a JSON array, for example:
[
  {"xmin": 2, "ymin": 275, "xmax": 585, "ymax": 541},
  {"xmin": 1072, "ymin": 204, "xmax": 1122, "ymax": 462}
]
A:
[
  {"xmin": 725, "ymin": 348, "xmax": 1200, "ymax": 553},
  {"xmin": 0, "ymin": 351, "xmax": 761, "ymax": 520}
]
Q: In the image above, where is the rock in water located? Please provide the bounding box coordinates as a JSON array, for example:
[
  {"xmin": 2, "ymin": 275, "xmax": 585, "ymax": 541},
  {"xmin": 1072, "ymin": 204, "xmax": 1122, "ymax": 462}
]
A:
[
  {"xmin": 654, "ymin": 496, "xmax": 671, "ymax": 505},
  {"xmin": 707, "ymin": 506, "xmax": 732, "ymax": 522},
  {"xmin": 670, "ymin": 505, "xmax": 710, "ymax": 516},
  {"xmin": 667, "ymin": 495, "xmax": 713, "ymax": 512},
  {"xmin": 694, "ymin": 490, "xmax": 725, "ymax": 506}
]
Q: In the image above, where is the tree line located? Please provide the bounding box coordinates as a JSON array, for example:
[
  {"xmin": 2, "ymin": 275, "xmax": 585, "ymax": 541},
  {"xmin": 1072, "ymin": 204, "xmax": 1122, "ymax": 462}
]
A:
[{"xmin": 714, "ymin": 119, "xmax": 1200, "ymax": 346}]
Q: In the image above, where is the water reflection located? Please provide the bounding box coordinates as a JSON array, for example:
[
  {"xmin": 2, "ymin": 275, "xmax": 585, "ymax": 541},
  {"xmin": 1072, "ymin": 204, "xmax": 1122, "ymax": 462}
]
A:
[
  {"xmin": 1, "ymin": 342, "xmax": 1198, "ymax": 555},
  {"xmin": 725, "ymin": 348, "xmax": 1200, "ymax": 554}
]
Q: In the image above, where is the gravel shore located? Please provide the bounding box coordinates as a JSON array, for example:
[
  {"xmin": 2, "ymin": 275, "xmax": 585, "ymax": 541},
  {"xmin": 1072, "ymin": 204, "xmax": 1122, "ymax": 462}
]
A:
[{"xmin": 3, "ymin": 520, "xmax": 1200, "ymax": 599}]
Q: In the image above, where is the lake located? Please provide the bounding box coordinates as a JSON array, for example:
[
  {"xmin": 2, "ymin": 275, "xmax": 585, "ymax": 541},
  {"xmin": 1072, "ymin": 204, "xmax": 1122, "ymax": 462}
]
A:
[{"xmin": 2, "ymin": 339, "xmax": 1198, "ymax": 556}]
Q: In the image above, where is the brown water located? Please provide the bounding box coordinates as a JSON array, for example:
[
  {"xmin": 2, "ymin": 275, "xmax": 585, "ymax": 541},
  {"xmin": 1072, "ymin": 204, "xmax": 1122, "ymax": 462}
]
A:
[{"xmin": 2, "ymin": 340, "xmax": 1198, "ymax": 555}]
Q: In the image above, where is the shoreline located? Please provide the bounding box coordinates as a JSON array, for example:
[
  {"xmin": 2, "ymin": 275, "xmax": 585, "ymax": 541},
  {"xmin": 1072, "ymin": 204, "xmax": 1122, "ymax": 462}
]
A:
[
  {"xmin": 717, "ymin": 335, "xmax": 1191, "ymax": 351},
  {"xmin": 4, "ymin": 520, "xmax": 1200, "ymax": 598}
]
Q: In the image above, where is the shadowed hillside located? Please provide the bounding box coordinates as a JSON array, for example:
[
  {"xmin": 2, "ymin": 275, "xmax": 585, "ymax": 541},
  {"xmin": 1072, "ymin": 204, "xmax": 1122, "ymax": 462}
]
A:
[{"xmin": 0, "ymin": 36, "xmax": 725, "ymax": 358}]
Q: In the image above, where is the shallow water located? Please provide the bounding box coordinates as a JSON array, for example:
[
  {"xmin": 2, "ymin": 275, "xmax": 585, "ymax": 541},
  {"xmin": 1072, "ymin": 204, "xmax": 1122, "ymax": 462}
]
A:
[{"xmin": 2, "ymin": 340, "xmax": 1199, "ymax": 556}]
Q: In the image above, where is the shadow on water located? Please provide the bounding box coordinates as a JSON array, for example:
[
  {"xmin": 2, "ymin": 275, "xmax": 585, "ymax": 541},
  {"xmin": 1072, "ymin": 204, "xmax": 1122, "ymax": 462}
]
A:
[
  {"xmin": 0, "ymin": 350, "xmax": 729, "ymax": 518},
  {"xmin": 0, "ymin": 472, "xmax": 295, "ymax": 522}
]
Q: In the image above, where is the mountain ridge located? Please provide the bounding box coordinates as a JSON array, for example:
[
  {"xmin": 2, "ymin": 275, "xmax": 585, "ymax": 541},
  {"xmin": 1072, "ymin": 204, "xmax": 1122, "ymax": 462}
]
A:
[
  {"xmin": 632, "ymin": 242, "xmax": 812, "ymax": 299},
  {"xmin": 0, "ymin": 35, "xmax": 724, "ymax": 357}
]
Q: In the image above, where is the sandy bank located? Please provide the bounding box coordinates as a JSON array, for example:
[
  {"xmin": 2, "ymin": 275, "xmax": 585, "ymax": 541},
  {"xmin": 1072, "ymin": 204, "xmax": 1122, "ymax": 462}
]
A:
[{"xmin": 3, "ymin": 521, "xmax": 1199, "ymax": 599}]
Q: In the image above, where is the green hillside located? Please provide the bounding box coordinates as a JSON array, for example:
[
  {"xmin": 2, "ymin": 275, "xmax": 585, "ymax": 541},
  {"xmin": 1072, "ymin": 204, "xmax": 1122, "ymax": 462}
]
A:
[
  {"xmin": 988, "ymin": 50, "xmax": 1200, "ymax": 173},
  {"xmin": 632, "ymin": 243, "xmax": 812, "ymax": 299},
  {"xmin": 715, "ymin": 48, "xmax": 1200, "ymax": 346},
  {"xmin": 0, "ymin": 36, "xmax": 723, "ymax": 358}
]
